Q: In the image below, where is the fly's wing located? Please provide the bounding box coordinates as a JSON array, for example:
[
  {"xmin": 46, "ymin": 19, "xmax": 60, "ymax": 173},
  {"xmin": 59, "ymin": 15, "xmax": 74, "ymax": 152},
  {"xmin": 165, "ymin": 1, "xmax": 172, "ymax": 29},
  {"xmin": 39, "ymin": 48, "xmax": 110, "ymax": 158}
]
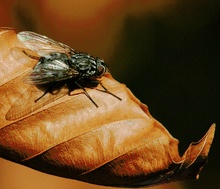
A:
[
  {"xmin": 6, "ymin": 84, "xmax": 69, "ymax": 121},
  {"xmin": 6, "ymin": 60, "xmax": 79, "ymax": 120},
  {"xmin": 6, "ymin": 32, "xmax": 79, "ymax": 120},
  {"xmin": 25, "ymin": 69, "xmax": 79, "ymax": 85},
  {"xmin": 6, "ymin": 59, "xmax": 79, "ymax": 120},
  {"xmin": 11, "ymin": 31, "xmax": 76, "ymax": 67},
  {"xmin": 17, "ymin": 31, "xmax": 75, "ymax": 56},
  {"xmin": 24, "ymin": 59, "xmax": 79, "ymax": 85}
]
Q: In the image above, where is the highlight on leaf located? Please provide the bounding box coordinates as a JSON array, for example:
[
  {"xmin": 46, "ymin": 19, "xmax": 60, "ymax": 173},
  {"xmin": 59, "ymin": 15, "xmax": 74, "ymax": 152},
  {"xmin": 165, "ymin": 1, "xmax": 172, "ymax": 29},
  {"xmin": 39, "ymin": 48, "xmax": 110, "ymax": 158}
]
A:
[{"xmin": 0, "ymin": 27, "xmax": 216, "ymax": 188}]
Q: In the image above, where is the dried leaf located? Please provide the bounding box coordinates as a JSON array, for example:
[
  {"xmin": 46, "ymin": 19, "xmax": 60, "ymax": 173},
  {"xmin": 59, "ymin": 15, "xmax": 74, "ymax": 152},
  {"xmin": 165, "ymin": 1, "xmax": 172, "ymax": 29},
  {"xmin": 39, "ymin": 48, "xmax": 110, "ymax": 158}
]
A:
[{"xmin": 0, "ymin": 28, "xmax": 215, "ymax": 187}]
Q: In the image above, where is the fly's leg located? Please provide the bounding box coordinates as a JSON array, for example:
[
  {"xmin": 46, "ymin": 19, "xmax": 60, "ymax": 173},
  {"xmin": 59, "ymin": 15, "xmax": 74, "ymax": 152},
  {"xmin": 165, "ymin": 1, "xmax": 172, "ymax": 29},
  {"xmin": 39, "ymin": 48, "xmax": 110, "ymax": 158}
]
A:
[
  {"xmin": 22, "ymin": 50, "xmax": 39, "ymax": 60},
  {"xmin": 34, "ymin": 82, "xmax": 64, "ymax": 103},
  {"xmin": 34, "ymin": 87, "xmax": 58, "ymax": 102},
  {"xmin": 96, "ymin": 81, "xmax": 122, "ymax": 101},
  {"xmin": 74, "ymin": 81, "xmax": 99, "ymax": 107},
  {"xmin": 34, "ymin": 89, "xmax": 49, "ymax": 102}
]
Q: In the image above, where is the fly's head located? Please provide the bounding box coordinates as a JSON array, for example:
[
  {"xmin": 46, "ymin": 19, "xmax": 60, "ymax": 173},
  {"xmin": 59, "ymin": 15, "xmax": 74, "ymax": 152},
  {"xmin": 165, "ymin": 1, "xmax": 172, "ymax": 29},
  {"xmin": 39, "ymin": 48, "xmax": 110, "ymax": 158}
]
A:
[
  {"xmin": 71, "ymin": 53, "xmax": 107, "ymax": 79},
  {"xmin": 95, "ymin": 57, "xmax": 107, "ymax": 78}
]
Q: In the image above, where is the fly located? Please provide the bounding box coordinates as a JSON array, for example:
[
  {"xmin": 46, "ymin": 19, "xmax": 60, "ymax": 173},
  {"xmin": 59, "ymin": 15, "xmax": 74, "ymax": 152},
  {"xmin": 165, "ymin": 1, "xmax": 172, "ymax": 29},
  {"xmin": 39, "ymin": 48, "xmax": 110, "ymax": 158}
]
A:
[{"xmin": 6, "ymin": 31, "xmax": 121, "ymax": 120}]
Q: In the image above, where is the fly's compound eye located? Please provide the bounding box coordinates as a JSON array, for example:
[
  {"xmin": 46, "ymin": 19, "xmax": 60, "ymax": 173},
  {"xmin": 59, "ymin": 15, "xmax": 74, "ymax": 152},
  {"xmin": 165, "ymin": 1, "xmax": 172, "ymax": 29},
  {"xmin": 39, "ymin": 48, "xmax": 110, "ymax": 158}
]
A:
[{"xmin": 96, "ymin": 58, "xmax": 107, "ymax": 77}]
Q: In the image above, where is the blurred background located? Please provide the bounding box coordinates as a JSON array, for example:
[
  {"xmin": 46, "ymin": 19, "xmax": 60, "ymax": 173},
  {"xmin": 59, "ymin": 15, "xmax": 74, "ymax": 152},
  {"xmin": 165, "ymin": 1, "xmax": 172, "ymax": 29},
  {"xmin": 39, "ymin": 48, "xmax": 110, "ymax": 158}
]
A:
[{"xmin": 0, "ymin": 0, "xmax": 219, "ymax": 189}]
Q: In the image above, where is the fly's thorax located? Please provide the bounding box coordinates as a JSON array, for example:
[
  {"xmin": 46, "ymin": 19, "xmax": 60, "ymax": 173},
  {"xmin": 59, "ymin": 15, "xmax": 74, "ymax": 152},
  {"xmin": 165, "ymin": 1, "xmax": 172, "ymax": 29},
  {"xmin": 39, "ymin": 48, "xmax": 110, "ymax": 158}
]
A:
[{"xmin": 71, "ymin": 53, "xmax": 107, "ymax": 78}]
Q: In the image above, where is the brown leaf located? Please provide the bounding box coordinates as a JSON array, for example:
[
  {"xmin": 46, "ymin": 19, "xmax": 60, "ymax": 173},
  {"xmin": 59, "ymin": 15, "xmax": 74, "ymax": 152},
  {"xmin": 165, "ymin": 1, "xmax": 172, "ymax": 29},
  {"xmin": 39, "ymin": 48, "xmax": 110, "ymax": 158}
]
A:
[{"xmin": 0, "ymin": 28, "xmax": 216, "ymax": 187}]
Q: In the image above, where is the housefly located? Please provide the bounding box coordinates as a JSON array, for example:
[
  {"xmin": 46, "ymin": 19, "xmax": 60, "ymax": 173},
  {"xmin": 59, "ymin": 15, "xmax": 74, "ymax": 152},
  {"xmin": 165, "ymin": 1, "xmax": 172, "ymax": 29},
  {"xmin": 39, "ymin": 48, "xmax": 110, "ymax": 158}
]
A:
[{"xmin": 6, "ymin": 31, "xmax": 121, "ymax": 120}]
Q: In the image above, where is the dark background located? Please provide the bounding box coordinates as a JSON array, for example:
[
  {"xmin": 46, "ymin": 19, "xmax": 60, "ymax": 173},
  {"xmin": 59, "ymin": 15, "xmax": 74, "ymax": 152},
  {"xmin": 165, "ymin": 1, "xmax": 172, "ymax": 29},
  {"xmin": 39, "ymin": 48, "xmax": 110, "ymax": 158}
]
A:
[
  {"xmin": 0, "ymin": 1, "xmax": 219, "ymax": 189},
  {"xmin": 111, "ymin": 2, "xmax": 220, "ymax": 189},
  {"xmin": 112, "ymin": 5, "xmax": 220, "ymax": 189}
]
